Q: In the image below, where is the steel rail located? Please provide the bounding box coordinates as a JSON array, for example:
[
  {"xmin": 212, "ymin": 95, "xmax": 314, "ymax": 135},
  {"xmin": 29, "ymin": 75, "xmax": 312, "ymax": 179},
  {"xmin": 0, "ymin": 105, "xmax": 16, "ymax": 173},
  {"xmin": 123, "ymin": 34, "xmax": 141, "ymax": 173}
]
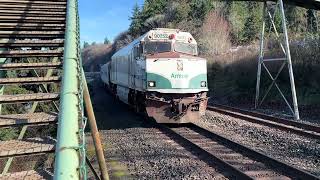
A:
[
  {"xmin": 190, "ymin": 124, "xmax": 320, "ymax": 179},
  {"xmin": 158, "ymin": 124, "xmax": 252, "ymax": 179},
  {"xmin": 161, "ymin": 123, "xmax": 319, "ymax": 180},
  {"xmin": 207, "ymin": 104, "xmax": 320, "ymax": 139},
  {"xmin": 86, "ymin": 157, "xmax": 101, "ymax": 180}
]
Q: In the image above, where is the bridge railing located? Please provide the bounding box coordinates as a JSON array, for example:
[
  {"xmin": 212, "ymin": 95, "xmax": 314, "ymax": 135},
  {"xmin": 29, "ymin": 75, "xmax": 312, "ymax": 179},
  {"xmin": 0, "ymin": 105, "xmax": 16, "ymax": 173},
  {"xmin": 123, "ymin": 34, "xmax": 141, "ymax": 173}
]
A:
[{"xmin": 54, "ymin": 0, "xmax": 86, "ymax": 179}]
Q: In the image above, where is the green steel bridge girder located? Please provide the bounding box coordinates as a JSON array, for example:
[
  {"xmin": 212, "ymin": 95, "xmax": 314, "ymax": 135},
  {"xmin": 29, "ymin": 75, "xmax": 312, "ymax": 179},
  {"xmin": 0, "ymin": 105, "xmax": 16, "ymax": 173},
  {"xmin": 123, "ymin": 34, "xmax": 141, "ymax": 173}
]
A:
[
  {"xmin": 54, "ymin": 0, "xmax": 82, "ymax": 179},
  {"xmin": 0, "ymin": 56, "xmax": 5, "ymax": 113}
]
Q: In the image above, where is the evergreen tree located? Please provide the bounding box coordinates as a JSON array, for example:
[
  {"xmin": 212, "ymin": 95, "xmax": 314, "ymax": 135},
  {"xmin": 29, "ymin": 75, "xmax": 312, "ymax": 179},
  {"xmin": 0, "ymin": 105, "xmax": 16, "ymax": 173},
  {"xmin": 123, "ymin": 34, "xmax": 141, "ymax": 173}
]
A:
[
  {"xmin": 189, "ymin": 0, "xmax": 214, "ymax": 23},
  {"xmin": 307, "ymin": 9, "xmax": 318, "ymax": 32},
  {"xmin": 140, "ymin": 0, "xmax": 168, "ymax": 33},
  {"xmin": 227, "ymin": 2, "xmax": 248, "ymax": 44},
  {"xmin": 142, "ymin": 0, "xmax": 168, "ymax": 19},
  {"xmin": 286, "ymin": 5, "xmax": 307, "ymax": 33},
  {"xmin": 83, "ymin": 41, "xmax": 89, "ymax": 48},
  {"xmin": 129, "ymin": 3, "xmax": 143, "ymax": 36},
  {"xmin": 104, "ymin": 37, "xmax": 110, "ymax": 44},
  {"xmin": 168, "ymin": 0, "xmax": 191, "ymax": 24},
  {"xmin": 243, "ymin": 2, "xmax": 262, "ymax": 43}
]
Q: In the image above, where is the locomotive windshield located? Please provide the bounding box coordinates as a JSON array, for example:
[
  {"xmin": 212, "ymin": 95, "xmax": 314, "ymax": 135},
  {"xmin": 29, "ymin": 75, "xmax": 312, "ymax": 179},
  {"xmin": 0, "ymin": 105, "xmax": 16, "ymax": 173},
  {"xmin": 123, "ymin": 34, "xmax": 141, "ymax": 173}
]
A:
[
  {"xmin": 143, "ymin": 41, "xmax": 198, "ymax": 56},
  {"xmin": 174, "ymin": 42, "xmax": 198, "ymax": 56},
  {"xmin": 144, "ymin": 42, "xmax": 171, "ymax": 54}
]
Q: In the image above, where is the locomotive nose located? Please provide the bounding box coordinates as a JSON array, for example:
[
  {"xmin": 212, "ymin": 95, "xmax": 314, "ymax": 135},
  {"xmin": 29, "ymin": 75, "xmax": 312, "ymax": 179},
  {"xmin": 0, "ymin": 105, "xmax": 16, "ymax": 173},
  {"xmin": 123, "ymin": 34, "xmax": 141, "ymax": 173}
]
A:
[{"xmin": 146, "ymin": 57, "xmax": 208, "ymax": 91}]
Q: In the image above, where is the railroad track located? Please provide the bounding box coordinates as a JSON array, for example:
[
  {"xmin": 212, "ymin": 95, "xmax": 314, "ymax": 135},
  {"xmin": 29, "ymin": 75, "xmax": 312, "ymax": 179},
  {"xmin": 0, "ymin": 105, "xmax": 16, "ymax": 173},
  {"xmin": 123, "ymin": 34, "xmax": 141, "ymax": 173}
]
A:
[
  {"xmin": 207, "ymin": 104, "xmax": 320, "ymax": 139},
  {"xmin": 0, "ymin": 0, "xmax": 66, "ymax": 178},
  {"xmin": 160, "ymin": 123, "xmax": 319, "ymax": 180}
]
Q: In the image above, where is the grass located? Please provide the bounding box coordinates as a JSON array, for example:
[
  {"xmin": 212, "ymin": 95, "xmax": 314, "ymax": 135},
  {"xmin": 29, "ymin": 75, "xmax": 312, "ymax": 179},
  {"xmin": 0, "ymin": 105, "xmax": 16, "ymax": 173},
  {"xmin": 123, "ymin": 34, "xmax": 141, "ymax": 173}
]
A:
[{"xmin": 86, "ymin": 140, "xmax": 130, "ymax": 178}]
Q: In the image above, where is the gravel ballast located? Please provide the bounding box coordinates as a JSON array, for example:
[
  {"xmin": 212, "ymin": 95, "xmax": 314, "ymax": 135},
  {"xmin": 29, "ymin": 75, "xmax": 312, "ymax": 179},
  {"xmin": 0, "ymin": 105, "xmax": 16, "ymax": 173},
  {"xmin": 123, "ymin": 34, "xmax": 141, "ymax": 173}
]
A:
[
  {"xmin": 102, "ymin": 127, "xmax": 227, "ymax": 179},
  {"xmin": 201, "ymin": 110, "xmax": 320, "ymax": 176},
  {"xmin": 87, "ymin": 80, "xmax": 226, "ymax": 179},
  {"xmin": 210, "ymin": 99, "xmax": 320, "ymax": 126},
  {"xmin": 87, "ymin": 78, "xmax": 319, "ymax": 178}
]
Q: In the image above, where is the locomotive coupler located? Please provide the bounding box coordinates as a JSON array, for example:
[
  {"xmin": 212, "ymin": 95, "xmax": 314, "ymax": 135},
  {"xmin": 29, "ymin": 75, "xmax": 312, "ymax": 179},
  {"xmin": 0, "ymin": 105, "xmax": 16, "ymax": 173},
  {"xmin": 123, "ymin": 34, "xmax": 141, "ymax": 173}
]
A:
[{"xmin": 170, "ymin": 97, "xmax": 203, "ymax": 114}]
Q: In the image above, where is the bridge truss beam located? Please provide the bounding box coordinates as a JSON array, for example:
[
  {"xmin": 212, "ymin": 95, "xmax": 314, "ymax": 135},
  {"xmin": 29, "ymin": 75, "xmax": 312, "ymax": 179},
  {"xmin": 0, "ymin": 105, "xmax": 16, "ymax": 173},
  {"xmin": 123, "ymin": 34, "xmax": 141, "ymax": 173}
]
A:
[
  {"xmin": 255, "ymin": 0, "xmax": 300, "ymax": 120},
  {"xmin": 54, "ymin": 0, "xmax": 86, "ymax": 179}
]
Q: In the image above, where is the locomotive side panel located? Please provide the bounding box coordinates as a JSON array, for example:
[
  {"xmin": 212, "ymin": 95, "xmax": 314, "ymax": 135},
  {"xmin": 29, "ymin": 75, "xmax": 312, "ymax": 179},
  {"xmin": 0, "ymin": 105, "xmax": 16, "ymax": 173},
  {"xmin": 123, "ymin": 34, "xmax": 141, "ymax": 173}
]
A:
[
  {"xmin": 100, "ymin": 63, "xmax": 110, "ymax": 86},
  {"xmin": 130, "ymin": 43, "xmax": 146, "ymax": 91},
  {"xmin": 109, "ymin": 54, "xmax": 131, "ymax": 104},
  {"xmin": 112, "ymin": 55, "xmax": 130, "ymax": 87},
  {"xmin": 110, "ymin": 59, "xmax": 116, "ymax": 85}
]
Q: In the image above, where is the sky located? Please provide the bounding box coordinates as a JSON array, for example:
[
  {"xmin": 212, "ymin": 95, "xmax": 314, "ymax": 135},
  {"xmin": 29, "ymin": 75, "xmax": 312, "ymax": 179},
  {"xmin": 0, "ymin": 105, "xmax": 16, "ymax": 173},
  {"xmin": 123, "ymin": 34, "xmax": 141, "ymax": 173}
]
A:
[{"xmin": 79, "ymin": 0, "xmax": 144, "ymax": 44}]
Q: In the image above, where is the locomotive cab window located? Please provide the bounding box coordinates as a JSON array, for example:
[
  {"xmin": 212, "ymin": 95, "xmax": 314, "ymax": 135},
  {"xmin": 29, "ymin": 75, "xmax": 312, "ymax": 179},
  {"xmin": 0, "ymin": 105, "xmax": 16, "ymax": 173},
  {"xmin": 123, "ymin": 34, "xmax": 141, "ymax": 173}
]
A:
[
  {"xmin": 134, "ymin": 44, "xmax": 143, "ymax": 59},
  {"xmin": 174, "ymin": 42, "xmax": 198, "ymax": 56},
  {"xmin": 133, "ymin": 46, "xmax": 139, "ymax": 59},
  {"xmin": 144, "ymin": 42, "xmax": 171, "ymax": 54}
]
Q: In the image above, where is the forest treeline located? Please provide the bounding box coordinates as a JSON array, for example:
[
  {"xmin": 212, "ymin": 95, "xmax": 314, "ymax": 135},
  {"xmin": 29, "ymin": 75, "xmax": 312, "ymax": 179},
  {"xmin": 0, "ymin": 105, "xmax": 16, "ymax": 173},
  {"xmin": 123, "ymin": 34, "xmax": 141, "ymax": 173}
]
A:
[
  {"xmin": 84, "ymin": 0, "xmax": 319, "ymax": 67},
  {"xmin": 83, "ymin": 0, "xmax": 319, "ymax": 59},
  {"xmin": 114, "ymin": 0, "xmax": 318, "ymax": 55}
]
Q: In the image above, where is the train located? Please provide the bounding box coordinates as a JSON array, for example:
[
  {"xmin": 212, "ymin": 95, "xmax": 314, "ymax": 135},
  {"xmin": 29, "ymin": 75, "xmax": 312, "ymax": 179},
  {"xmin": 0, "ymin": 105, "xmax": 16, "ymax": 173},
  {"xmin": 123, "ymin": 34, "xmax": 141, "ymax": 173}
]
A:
[{"xmin": 100, "ymin": 28, "xmax": 208, "ymax": 123}]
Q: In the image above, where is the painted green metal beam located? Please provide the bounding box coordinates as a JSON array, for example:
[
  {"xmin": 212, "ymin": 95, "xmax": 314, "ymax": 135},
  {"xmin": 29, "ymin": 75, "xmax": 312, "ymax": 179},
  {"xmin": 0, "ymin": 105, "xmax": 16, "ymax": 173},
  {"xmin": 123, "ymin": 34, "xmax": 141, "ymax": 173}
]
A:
[
  {"xmin": 54, "ymin": 0, "xmax": 82, "ymax": 179},
  {"xmin": 0, "ymin": 49, "xmax": 5, "ymax": 113}
]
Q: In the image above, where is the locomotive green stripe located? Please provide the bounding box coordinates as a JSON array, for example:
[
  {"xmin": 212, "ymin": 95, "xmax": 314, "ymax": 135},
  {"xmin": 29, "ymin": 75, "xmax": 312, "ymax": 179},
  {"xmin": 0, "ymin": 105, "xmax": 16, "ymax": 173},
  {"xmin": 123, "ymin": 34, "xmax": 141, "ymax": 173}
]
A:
[
  {"xmin": 189, "ymin": 74, "xmax": 207, "ymax": 89},
  {"xmin": 147, "ymin": 73, "xmax": 172, "ymax": 88},
  {"xmin": 147, "ymin": 73, "xmax": 207, "ymax": 90}
]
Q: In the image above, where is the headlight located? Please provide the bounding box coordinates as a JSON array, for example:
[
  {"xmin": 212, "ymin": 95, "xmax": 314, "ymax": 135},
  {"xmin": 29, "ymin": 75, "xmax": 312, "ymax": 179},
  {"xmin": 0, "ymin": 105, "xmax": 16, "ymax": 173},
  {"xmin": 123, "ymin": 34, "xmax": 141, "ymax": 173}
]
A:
[
  {"xmin": 201, "ymin": 81, "xmax": 207, "ymax": 87},
  {"xmin": 148, "ymin": 81, "xmax": 156, "ymax": 87}
]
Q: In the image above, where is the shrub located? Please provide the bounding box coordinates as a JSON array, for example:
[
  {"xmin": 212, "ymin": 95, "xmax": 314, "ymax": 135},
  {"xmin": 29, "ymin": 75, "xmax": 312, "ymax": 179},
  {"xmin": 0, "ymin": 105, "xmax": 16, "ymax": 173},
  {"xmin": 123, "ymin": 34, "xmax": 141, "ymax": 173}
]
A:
[
  {"xmin": 0, "ymin": 128, "xmax": 18, "ymax": 141},
  {"xmin": 82, "ymin": 44, "xmax": 113, "ymax": 72},
  {"xmin": 199, "ymin": 10, "xmax": 231, "ymax": 56}
]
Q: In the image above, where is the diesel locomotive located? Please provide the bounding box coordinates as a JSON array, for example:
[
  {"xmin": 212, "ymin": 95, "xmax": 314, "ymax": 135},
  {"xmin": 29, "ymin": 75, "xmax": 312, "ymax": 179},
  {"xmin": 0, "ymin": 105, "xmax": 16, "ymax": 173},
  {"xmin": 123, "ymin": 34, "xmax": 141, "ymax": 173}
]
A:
[{"xmin": 100, "ymin": 28, "xmax": 208, "ymax": 123}]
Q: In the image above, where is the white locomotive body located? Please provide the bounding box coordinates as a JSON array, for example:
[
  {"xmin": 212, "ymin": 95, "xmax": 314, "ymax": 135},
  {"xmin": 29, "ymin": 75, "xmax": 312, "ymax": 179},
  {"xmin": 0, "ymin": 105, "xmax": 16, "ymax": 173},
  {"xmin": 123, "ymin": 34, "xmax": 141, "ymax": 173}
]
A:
[{"xmin": 101, "ymin": 28, "xmax": 208, "ymax": 123}]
